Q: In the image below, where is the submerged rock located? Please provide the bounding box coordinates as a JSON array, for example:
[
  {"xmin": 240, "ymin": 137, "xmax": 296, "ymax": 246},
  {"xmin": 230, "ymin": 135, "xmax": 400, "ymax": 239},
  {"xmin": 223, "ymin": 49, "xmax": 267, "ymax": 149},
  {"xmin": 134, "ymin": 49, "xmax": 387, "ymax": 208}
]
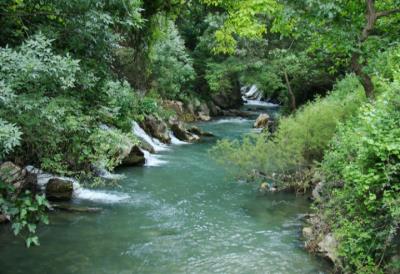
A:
[
  {"xmin": 140, "ymin": 115, "xmax": 171, "ymax": 144},
  {"xmin": 254, "ymin": 113, "xmax": 270, "ymax": 128},
  {"xmin": 51, "ymin": 204, "xmax": 102, "ymax": 213},
  {"xmin": 45, "ymin": 178, "xmax": 73, "ymax": 202}
]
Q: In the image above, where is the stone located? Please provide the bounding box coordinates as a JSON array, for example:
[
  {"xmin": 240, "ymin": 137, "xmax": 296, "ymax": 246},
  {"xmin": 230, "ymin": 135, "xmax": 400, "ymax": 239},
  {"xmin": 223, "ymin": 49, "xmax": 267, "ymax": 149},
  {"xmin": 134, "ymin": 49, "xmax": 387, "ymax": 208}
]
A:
[
  {"xmin": 198, "ymin": 112, "xmax": 211, "ymax": 121},
  {"xmin": 164, "ymin": 100, "xmax": 184, "ymax": 116},
  {"xmin": 254, "ymin": 113, "xmax": 270, "ymax": 128},
  {"xmin": 140, "ymin": 115, "xmax": 171, "ymax": 144},
  {"xmin": 318, "ymin": 233, "xmax": 339, "ymax": 264},
  {"xmin": 188, "ymin": 126, "xmax": 214, "ymax": 137},
  {"xmin": 302, "ymin": 227, "xmax": 313, "ymax": 239},
  {"xmin": 51, "ymin": 204, "xmax": 102, "ymax": 213},
  {"xmin": 45, "ymin": 178, "xmax": 73, "ymax": 202},
  {"xmin": 0, "ymin": 162, "xmax": 25, "ymax": 185},
  {"xmin": 170, "ymin": 121, "xmax": 199, "ymax": 142},
  {"xmin": 121, "ymin": 145, "xmax": 145, "ymax": 166}
]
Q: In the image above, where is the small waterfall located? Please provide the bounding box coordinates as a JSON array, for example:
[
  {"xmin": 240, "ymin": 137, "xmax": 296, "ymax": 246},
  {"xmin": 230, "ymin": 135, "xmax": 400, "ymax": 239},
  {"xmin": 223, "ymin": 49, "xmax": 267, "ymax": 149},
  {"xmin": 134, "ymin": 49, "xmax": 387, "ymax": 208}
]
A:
[
  {"xmin": 242, "ymin": 85, "xmax": 279, "ymax": 107},
  {"xmin": 169, "ymin": 132, "xmax": 188, "ymax": 145},
  {"xmin": 72, "ymin": 183, "xmax": 130, "ymax": 204},
  {"xmin": 132, "ymin": 122, "xmax": 169, "ymax": 152},
  {"xmin": 25, "ymin": 166, "xmax": 129, "ymax": 204},
  {"xmin": 140, "ymin": 149, "xmax": 167, "ymax": 167}
]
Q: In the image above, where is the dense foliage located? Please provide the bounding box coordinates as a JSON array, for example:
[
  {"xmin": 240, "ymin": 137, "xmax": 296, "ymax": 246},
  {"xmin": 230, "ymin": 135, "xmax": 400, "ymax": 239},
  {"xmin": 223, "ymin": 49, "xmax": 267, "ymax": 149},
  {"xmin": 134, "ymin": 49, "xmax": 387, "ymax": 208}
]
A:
[
  {"xmin": 211, "ymin": 75, "xmax": 365, "ymax": 189},
  {"xmin": 315, "ymin": 47, "xmax": 400, "ymax": 273}
]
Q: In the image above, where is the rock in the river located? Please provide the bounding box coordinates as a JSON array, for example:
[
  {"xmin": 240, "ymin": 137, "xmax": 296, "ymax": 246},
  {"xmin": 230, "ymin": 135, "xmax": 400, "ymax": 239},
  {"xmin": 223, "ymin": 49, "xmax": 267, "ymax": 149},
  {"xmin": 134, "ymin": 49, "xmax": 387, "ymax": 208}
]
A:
[
  {"xmin": 254, "ymin": 113, "xmax": 270, "ymax": 128},
  {"xmin": 170, "ymin": 119, "xmax": 200, "ymax": 142},
  {"xmin": 45, "ymin": 178, "xmax": 73, "ymax": 202},
  {"xmin": 51, "ymin": 204, "xmax": 102, "ymax": 213},
  {"xmin": 188, "ymin": 126, "xmax": 214, "ymax": 137},
  {"xmin": 121, "ymin": 145, "xmax": 145, "ymax": 166},
  {"xmin": 259, "ymin": 182, "xmax": 277, "ymax": 193},
  {"xmin": 140, "ymin": 115, "xmax": 171, "ymax": 144}
]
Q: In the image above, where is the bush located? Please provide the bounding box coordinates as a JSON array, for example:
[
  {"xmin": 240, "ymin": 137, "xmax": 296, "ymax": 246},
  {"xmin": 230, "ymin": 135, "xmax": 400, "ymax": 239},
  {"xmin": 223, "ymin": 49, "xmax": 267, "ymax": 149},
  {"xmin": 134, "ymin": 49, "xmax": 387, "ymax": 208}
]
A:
[
  {"xmin": 0, "ymin": 119, "xmax": 22, "ymax": 160},
  {"xmin": 320, "ymin": 79, "xmax": 400, "ymax": 273},
  {"xmin": 150, "ymin": 19, "xmax": 196, "ymax": 100},
  {"xmin": 210, "ymin": 75, "xmax": 365, "ymax": 188}
]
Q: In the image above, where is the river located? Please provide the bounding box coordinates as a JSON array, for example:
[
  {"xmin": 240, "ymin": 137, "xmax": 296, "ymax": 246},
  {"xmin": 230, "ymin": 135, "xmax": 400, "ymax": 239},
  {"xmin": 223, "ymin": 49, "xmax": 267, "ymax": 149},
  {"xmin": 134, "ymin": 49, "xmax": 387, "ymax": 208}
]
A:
[{"xmin": 0, "ymin": 106, "xmax": 330, "ymax": 273}]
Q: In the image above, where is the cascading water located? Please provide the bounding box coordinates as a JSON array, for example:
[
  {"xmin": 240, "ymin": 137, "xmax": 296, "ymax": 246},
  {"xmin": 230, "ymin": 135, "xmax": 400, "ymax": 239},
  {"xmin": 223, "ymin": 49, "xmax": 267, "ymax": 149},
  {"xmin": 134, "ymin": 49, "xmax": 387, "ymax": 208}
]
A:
[
  {"xmin": 25, "ymin": 166, "xmax": 129, "ymax": 204},
  {"xmin": 242, "ymin": 85, "xmax": 279, "ymax": 107},
  {"xmin": 131, "ymin": 121, "xmax": 170, "ymax": 167},
  {"xmin": 132, "ymin": 122, "xmax": 169, "ymax": 152},
  {"xmin": 169, "ymin": 132, "xmax": 189, "ymax": 145}
]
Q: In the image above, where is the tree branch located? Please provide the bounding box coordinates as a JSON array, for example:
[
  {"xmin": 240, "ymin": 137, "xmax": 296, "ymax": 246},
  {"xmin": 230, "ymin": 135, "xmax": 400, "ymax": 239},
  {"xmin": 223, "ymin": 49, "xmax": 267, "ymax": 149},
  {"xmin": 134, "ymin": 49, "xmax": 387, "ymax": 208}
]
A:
[{"xmin": 376, "ymin": 9, "xmax": 400, "ymax": 18}]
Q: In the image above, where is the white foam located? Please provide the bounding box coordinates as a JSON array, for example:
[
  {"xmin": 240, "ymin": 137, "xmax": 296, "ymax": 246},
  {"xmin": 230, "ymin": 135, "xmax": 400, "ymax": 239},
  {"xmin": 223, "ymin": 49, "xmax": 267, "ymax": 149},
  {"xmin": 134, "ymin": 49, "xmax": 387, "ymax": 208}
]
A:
[
  {"xmin": 141, "ymin": 149, "xmax": 168, "ymax": 167},
  {"xmin": 132, "ymin": 121, "xmax": 169, "ymax": 152},
  {"xmin": 25, "ymin": 166, "xmax": 129, "ymax": 204},
  {"xmin": 215, "ymin": 118, "xmax": 249, "ymax": 124},
  {"xmin": 73, "ymin": 183, "xmax": 130, "ymax": 204},
  {"xmin": 169, "ymin": 132, "xmax": 189, "ymax": 145},
  {"xmin": 243, "ymin": 98, "xmax": 279, "ymax": 107}
]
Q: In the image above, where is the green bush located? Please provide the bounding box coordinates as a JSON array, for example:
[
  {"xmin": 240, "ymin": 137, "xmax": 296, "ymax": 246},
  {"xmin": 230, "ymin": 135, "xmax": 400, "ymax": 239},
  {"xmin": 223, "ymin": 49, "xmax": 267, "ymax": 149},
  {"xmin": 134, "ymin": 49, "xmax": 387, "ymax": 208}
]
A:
[
  {"xmin": 320, "ymin": 79, "xmax": 400, "ymax": 273},
  {"xmin": 150, "ymin": 19, "xmax": 196, "ymax": 100},
  {"xmin": 211, "ymin": 75, "xmax": 365, "ymax": 188}
]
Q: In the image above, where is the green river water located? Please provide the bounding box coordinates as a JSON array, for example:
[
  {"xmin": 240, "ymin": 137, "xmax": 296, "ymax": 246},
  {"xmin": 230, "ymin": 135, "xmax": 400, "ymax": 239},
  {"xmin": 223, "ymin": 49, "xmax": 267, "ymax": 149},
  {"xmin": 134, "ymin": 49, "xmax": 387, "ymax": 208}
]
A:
[{"xmin": 0, "ymin": 109, "xmax": 331, "ymax": 274}]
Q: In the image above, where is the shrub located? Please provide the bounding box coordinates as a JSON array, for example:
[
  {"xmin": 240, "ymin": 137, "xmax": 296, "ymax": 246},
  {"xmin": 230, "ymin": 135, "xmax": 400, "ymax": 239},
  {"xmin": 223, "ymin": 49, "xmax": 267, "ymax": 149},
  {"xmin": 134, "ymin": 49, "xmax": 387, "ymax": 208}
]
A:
[
  {"xmin": 320, "ymin": 79, "xmax": 400, "ymax": 273},
  {"xmin": 150, "ymin": 19, "xmax": 196, "ymax": 100},
  {"xmin": 211, "ymin": 75, "xmax": 365, "ymax": 188}
]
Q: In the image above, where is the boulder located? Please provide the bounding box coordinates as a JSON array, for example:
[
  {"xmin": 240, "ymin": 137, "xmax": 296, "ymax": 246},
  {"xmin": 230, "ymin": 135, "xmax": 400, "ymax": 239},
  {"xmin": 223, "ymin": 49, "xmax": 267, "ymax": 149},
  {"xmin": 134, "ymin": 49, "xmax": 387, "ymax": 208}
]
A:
[
  {"xmin": 170, "ymin": 119, "xmax": 200, "ymax": 142},
  {"xmin": 121, "ymin": 145, "xmax": 145, "ymax": 166},
  {"xmin": 197, "ymin": 103, "xmax": 211, "ymax": 121},
  {"xmin": 318, "ymin": 233, "xmax": 339, "ymax": 264},
  {"xmin": 188, "ymin": 126, "xmax": 214, "ymax": 137},
  {"xmin": 198, "ymin": 112, "xmax": 211, "ymax": 121},
  {"xmin": 259, "ymin": 182, "xmax": 278, "ymax": 193},
  {"xmin": 45, "ymin": 178, "xmax": 73, "ymax": 202},
  {"xmin": 0, "ymin": 162, "xmax": 38, "ymax": 194},
  {"xmin": 164, "ymin": 100, "xmax": 185, "ymax": 116},
  {"xmin": 0, "ymin": 162, "xmax": 26, "ymax": 185},
  {"xmin": 302, "ymin": 227, "xmax": 313, "ymax": 239},
  {"xmin": 254, "ymin": 113, "xmax": 270, "ymax": 128},
  {"xmin": 140, "ymin": 115, "xmax": 171, "ymax": 144},
  {"xmin": 207, "ymin": 101, "xmax": 222, "ymax": 116}
]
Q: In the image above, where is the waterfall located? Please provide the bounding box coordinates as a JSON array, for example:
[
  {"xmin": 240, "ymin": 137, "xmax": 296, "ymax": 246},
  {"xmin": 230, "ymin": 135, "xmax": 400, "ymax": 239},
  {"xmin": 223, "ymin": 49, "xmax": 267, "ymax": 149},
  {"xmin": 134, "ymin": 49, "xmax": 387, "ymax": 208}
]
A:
[
  {"xmin": 25, "ymin": 166, "xmax": 129, "ymax": 204},
  {"xmin": 169, "ymin": 132, "xmax": 188, "ymax": 145},
  {"xmin": 132, "ymin": 121, "xmax": 169, "ymax": 152},
  {"xmin": 242, "ymin": 85, "xmax": 279, "ymax": 107},
  {"xmin": 140, "ymin": 149, "xmax": 168, "ymax": 167}
]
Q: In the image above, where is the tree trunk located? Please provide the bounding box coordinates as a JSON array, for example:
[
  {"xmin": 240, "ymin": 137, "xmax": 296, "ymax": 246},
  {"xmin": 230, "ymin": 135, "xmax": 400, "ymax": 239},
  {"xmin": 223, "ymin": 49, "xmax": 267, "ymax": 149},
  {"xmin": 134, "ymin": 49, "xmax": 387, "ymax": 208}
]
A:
[
  {"xmin": 284, "ymin": 70, "xmax": 296, "ymax": 111},
  {"xmin": 351, "ymin": 53, "xmax": 375, "ymax": 99},
  {"xmin": 352, "ymin": 0, "xmax": 400, "ymax": 99}
]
